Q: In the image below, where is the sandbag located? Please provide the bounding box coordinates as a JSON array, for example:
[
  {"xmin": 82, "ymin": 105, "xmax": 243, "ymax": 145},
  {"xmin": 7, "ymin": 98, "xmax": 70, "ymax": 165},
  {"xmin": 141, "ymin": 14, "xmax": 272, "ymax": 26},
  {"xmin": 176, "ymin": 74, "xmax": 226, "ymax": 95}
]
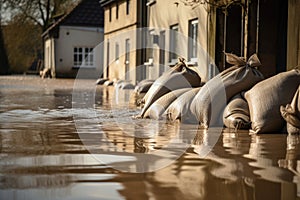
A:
[
  {"xmin": 104, "ymin": 80, "xmax": 114, "ymax": 86},
  {"xmin": 281, "ymin": 85, "xmax": 300, "ymax": 134},
  {"xmin": 139, "ymin": 58, "xmax": 201, "ymax": 118},
  {"xmin": 166, "ymin": 87, "xmax": 201, "ymax": 123},
  {"xmin": 96, "ymin": 78, "xmax": 109, "ymax": 85},
  {"xmin": 190, "ymin": 53, "xmax": 264, "ymax": 127},
  {"xmin": 245, "ymin": 69, "xmax": 300, "ymax": 133},
  {"xmin": 143, "ymin": 88, "xmax": 191, "ymax": 119},
  {"xmin": 223, "ymin": 93, "xmax": 251, "ymax": 130},
  {"xmin": 134, "ymin": 80, "xmax": 155, "ymax": 94}
]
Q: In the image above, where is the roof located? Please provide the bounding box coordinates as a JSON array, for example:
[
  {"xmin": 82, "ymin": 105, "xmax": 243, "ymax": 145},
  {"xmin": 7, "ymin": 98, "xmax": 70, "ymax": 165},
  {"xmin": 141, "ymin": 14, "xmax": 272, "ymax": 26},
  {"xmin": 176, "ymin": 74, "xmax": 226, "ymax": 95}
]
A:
[
  {"xmin": 42, "ymin": 0, "xmax": 104, "ymax": 37},
  {"xmin": 99, "ymin": 0, "xmax": 117, "ymax": 7}
]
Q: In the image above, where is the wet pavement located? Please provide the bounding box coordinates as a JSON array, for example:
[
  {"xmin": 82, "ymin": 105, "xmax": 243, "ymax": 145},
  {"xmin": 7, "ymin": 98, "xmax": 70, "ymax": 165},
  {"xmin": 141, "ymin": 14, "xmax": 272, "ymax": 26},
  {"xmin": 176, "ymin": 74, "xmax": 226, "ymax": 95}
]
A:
[{"xmin": 0, "ymin": 75, "xmax": 299, "ymax": 200}]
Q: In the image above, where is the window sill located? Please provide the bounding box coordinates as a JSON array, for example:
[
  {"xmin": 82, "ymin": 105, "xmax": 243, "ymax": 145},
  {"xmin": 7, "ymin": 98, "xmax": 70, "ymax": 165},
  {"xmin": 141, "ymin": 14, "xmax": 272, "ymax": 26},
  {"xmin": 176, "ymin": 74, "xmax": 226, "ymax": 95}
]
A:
[{"xmin": 144, "ymin": 58, "xmax": 153, "ymax": 66}]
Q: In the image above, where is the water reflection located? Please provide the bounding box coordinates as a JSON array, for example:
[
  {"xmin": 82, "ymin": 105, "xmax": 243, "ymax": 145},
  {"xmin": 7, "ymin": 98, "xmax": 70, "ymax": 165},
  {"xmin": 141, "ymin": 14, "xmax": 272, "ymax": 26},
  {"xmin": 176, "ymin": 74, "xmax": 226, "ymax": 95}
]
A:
[{"xmin": 0, "ymin": 76, "xmax": 300, "ymax": 199}]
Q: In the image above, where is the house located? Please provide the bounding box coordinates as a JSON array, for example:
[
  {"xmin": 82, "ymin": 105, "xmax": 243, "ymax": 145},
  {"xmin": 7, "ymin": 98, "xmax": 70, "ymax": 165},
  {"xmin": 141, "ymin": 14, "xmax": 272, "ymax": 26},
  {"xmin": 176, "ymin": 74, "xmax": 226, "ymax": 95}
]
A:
[
  {"xmin": 42, "ymin": 0, "xmax": 104, "ymax": 78},
  {"xmin": 145, "ymin": 0, "xmax": 217, "ymax": 81},
  {"xmin": 147, "ymin": 0, "xmax": 300, "ymax": 79},
  {"xmin": 100, "ymin": 0, "xmax": 148, "ymax": 83}
]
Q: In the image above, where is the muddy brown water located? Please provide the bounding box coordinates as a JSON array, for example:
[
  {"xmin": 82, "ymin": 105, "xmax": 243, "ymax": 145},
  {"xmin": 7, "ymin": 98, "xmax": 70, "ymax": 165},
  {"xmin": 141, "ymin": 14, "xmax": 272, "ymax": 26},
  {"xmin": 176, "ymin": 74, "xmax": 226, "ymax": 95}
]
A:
[{"xmin": 0, "ymin": 75, "xmax": 299, "ymax": 200}]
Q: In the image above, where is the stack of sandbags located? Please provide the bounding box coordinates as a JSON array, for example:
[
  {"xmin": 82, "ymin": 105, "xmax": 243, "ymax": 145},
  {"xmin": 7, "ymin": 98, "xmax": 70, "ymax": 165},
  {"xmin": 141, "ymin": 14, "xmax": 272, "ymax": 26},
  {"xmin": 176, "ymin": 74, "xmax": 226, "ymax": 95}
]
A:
[
  {"xmin": 190, "ymin": 53, "xmax": 264, "ymax": 128},
  {"xmin": 166, "ymin": 87, "xmax": 201, "ymax": 123},
  {"xmin": 245, "ymin": 69, "xmax": 300, "ymax": 133},
  {"xmin": 223, "ymin": 93, "xmax": 251, "ymax": 130},
  {"xmin": 139, "ymin": 58, "xmax": 201, "ymax": 118},
  {"xmin": 280, "ymin": 86, "xmax": 300, "ymax": 134},
  {"xmin": 143, "ymin": 88, "xmax": 190, "ymax": 119}
]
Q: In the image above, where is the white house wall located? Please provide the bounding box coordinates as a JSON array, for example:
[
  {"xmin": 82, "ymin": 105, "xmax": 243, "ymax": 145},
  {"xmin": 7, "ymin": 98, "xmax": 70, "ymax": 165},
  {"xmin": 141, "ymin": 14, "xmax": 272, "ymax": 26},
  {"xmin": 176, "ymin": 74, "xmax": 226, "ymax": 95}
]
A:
[
  {"xmin": 55, "ymin": 26, "xmax": 104, "ymax": 78},
  {"xmin": 44, "ymin": 38, "xmax": 56, "ymax": 77}
]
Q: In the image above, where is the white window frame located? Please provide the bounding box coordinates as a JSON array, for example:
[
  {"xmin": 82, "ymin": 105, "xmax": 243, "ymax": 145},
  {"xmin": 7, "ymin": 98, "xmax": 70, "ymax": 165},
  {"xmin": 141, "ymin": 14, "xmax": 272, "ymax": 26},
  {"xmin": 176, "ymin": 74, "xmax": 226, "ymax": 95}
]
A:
[
  {"xmin": 169, "ymin": 24, "xmax": 179, "ymax": 63},
  {"xmin": 188, "ymin": 19, "xmax": 198, "ymax": 61},
  {"xmin": 73, "ymin": 47, "xmax": 95, "ymax": 68}
]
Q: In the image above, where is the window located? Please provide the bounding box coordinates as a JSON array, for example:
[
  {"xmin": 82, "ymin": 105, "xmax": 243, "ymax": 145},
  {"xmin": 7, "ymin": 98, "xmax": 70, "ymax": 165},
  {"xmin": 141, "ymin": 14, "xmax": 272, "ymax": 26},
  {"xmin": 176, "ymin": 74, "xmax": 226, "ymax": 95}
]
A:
[
  {"xmin": 169, "ymin": 24, "xmax": 179, "ymax": 62},
  {"xmin": 116, "ymin": 3, "xmax": 119, "ymax": 19},
  {"xmin": 73, "ymin": 47, "xmax": 94, "ymax": 68},
  {"xmin": 115, "ymin": 43, "xmax": 119, "ymax": 61},
  {"xmin": 126, "ymin": 0, "xmax": 130, "ymax": 15},
  {"xmin": 109, "ymin": 7, "xmax": 112, "ymax": 22},
  {"xmin": 188, "ymin": 19, "xmax": 198, "ymax": 60}
]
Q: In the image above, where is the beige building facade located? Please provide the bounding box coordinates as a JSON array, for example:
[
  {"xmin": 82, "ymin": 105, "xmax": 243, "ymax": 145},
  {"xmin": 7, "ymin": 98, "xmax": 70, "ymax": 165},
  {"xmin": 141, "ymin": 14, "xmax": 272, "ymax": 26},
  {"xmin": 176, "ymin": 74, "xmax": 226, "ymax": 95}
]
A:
[
  {"xmin": 145, "ymin": 0, "xmax": 217, "ymax": 81},
  {"xmin": 100, "ymin": 0, "xmax": 147, "ymax": 83}
]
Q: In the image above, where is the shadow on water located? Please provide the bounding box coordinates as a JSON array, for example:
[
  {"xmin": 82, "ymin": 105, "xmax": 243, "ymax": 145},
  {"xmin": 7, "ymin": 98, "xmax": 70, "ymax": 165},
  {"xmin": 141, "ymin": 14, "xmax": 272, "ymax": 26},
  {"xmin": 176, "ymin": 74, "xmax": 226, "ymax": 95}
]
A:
[{"xmin": 0, "ymin": 76, "xmax": 300, "ymax": 199}]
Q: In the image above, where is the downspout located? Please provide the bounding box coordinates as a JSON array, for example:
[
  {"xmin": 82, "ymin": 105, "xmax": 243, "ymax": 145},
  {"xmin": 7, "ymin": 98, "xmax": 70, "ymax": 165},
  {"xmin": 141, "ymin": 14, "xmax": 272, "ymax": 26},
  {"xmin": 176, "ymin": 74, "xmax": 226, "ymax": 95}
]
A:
[
  {"xmin": 243, "ymin": 0, "xmax": 249, "ymax": 59},
  {"xmin": 223, "ymin": 8, "xmax": 227, "ymax": 70},
  {"xmin": 256, "ymin": 0, "xmax": 260, "ymax": 54}
]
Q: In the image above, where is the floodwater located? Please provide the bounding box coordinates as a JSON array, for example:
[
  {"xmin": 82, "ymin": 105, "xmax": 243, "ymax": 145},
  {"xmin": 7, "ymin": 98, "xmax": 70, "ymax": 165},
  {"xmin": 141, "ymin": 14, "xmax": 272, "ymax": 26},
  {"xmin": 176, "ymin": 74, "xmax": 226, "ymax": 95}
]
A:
[{"xmin": 0, "ymin": 75, "xmax": 299, "ymax": 200}]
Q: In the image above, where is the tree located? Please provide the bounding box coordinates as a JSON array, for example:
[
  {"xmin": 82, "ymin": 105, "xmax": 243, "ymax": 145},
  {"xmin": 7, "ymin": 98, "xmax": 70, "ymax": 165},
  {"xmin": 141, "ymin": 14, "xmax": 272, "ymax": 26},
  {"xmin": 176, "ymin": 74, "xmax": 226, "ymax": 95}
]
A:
[
  {"xmin": 0, "ymin": 0, "xmax": 79, "ymax": 73},
  {"xmin": 2, "ymin": 0, "xmax": 78, "ymax": 31}
]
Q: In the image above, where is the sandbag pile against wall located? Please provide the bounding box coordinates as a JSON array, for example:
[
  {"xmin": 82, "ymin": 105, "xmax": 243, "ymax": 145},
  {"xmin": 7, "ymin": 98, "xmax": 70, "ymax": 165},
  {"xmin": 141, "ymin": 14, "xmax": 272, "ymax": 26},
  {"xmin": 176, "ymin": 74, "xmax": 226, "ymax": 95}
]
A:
[
  {"xmin": 245, "ymin": 69, "xmax": 300, "ymax": 133},
  {"xmin": 223, "ymin": 93, "xmax": 251, "ymax": 130},
  {"xmin": 190, "ymin": 53, "xmax": 264, "ymax": 128},
  {"xmin": 140, "ymin": 58, "xmax": 201, "ymax": 118},
  {"xmin": 281, "ymin": 85, "xmax": 300, "ymax": 134},
  {"xmin": 166, "ymin": 87, "xmax": 201, "ymax": 123},
  {"xmin": 143, "ymin": 88, "xmax": 191, "ymax": 120}
]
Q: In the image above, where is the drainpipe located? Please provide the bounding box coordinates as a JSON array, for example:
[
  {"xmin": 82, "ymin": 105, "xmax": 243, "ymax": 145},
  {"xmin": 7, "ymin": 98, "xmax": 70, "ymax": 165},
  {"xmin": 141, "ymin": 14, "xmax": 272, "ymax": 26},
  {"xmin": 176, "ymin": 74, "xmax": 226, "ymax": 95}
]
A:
[
  {"xmin": 241, "ymin": 3, "xmax": 244, "ymax": 57},
  {"xmin": 223, "ymin": 8, "xmax": 227, "ymax": 70},
  {"xmin": 243, "ymin": 0, "xmax": 249, "ymax": 59},
  {"xmin": 256, "ymin": 0, "xmax": 260, "ymax": 54}
]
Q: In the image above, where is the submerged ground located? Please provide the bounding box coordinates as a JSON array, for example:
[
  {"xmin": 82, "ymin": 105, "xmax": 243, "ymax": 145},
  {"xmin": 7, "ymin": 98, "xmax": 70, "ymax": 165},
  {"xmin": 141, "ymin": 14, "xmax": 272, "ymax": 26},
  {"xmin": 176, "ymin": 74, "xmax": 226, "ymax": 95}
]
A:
[{"xmin": 0, "ymin": 75, "xmax": 299, "ymax": 200}]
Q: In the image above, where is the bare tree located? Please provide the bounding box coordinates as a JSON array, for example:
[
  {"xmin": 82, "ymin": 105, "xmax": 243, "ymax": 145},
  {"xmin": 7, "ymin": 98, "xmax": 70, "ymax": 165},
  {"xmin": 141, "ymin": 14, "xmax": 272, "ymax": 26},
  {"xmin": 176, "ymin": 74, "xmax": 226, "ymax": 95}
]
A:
[{"xmin": 1, "ymin": 0, "xmax": 78, "ymax": 31}]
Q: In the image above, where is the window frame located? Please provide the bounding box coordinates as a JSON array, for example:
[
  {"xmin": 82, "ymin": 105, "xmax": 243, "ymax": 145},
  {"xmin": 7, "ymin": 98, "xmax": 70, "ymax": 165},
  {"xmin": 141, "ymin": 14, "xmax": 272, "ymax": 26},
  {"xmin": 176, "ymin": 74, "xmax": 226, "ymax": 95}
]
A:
[
  {"xmin": 169, "ymin": 24, "xmax": 179, "ymax": 62},
  {"xmin": 73, "ymin": 47, "xmax": 95, "ymax": 68},
  {"xmin": 188, "ymin": 18, "xmax": 198, "ymax": 60}
]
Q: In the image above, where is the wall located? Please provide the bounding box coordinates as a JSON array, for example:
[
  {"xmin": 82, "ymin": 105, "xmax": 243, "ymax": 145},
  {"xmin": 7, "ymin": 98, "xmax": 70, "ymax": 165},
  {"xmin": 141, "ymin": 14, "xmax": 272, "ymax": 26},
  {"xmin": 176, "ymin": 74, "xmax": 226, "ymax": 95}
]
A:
[
  {"xmin": 44, "ymin": 38, "xmax": 56, "ymax": 77},
  {"xmin": 147, "ymin": 0, "xmax": 216, "ymax": 81},
  {"xmin": 103, "ymin": 0, "xmax": 144, "ymax": 83},
  {"xmin": 54, "ymin": 26, "xmax": 104, "ymax": 78},
  {"xmin": 287, "ymin": 0, "xmax": 300, "ymax": 70}
]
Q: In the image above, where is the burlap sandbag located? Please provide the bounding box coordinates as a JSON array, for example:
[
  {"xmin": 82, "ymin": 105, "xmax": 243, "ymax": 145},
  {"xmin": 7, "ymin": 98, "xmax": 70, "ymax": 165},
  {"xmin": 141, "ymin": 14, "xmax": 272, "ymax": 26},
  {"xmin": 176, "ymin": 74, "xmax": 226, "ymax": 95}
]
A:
[
  {"xmin": 280, "ymin": 85, "xmax": 300, "ymax": 134},
  {"xmin": 223, "ymin": 93, "xmax": 251, "ymax": 130},
  {"xmin": 134, "ymin": 80, "xmax": 155, "ymax": 94},
  {"xmin": 143, "ymin": 88, "xmax": 191, "ymax": 119},
  {"xmin": 166, "ymin": 87, "xmax": 201, "ymax": 123},
  {"xmin": 190, "ymin": 53, "xmax": 264, "ymax": 127},
  {"xmin": 245, "ymin": 69, "xmax": 300, "ymax": 133},
  {"xmin": 140, "ymin": 58, "xmax": 201, "ymax": 118}
]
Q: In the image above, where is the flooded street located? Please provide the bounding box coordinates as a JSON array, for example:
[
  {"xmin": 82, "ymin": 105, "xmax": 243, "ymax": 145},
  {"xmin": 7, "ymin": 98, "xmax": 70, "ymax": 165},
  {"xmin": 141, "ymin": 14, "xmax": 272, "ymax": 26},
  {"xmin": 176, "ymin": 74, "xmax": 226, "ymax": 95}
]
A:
[{"xmin": 0, "ymin": 76, "xmax": 299, "ymax": 200}]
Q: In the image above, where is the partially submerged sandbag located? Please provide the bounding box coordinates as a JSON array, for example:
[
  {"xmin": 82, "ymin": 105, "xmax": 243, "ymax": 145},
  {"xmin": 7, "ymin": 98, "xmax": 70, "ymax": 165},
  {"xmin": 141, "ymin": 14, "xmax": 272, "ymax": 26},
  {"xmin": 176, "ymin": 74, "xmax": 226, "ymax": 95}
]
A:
[
  {"xmin": 281, "ymin": 85, "xmax": 300, "ymax": 134},
  {"xmin": 96, "ymin": 78, "xmax": 109, "ymax": 85},
  {"xmin": 134, "ymin": 80, "xmax": 155, "ymax": 94},
  {"xmin": 245, "ymin": 69, "xmax": 300, "ymax": 133},
  {"xmin": 140, "ymin": 58, "xmax": 201, "ymax": 118},
  {"xmin": 190, "ymin": 53, "xmax": 264, "ymax": 127},
  {"xmin": 166, "ymin": 87, "xmax": 201, "ymax": 123},
  {"xmin": 223, "ymin": 93, "xmax": 251, "ymax": 130},
  {"xmin": 104, "ymin": 80, "xmax": 114, "ymax": 86},
  {"xmin": 143, "ymin": 88, "xmax": 191, "ymax": 119}
]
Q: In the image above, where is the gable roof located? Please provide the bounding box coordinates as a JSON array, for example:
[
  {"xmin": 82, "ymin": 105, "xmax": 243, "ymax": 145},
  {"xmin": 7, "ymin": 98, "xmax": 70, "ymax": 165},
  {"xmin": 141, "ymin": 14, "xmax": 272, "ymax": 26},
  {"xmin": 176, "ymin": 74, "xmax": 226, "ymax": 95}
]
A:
[{"xmin": 42, "ymin": 0, "xmax": 104, "ymax": 37}]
